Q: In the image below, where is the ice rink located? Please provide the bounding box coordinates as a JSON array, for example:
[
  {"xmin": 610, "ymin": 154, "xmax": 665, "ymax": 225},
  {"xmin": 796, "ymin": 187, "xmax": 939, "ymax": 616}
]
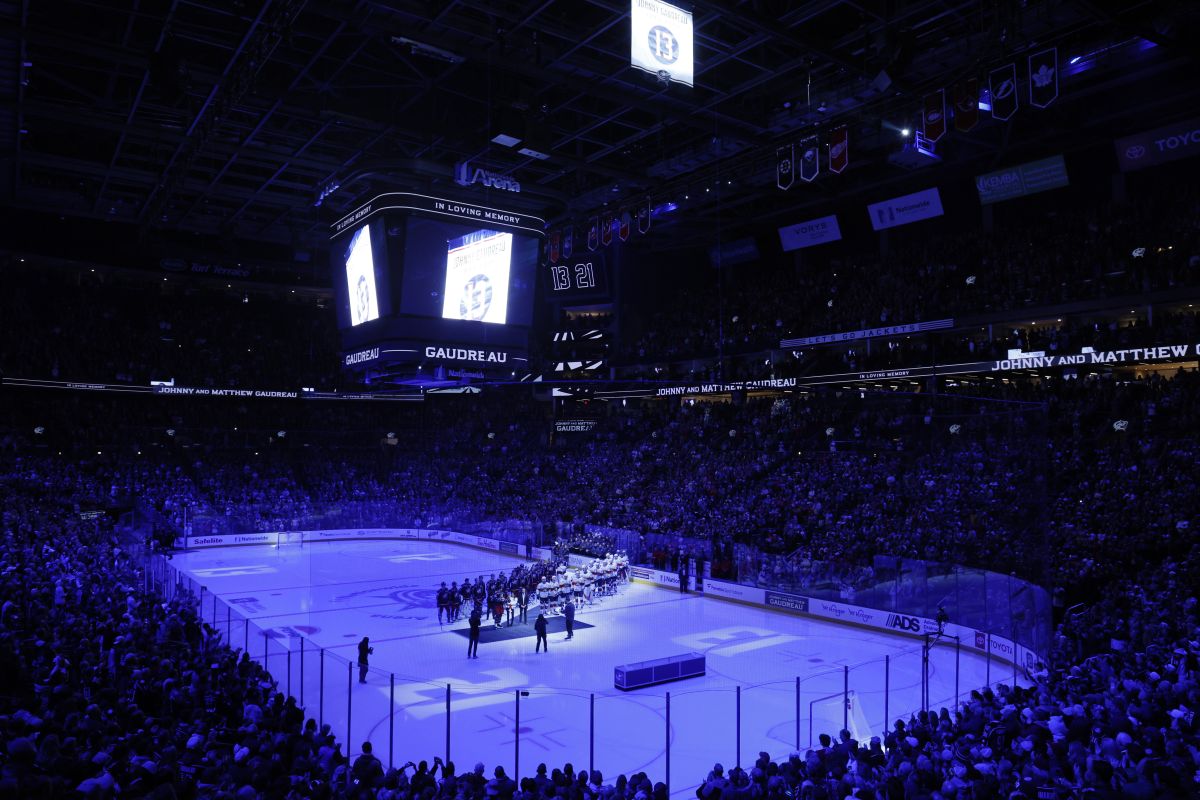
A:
[{"xmin": 169, "ymin": 539, "xmax": 1015, "ymax": 793}]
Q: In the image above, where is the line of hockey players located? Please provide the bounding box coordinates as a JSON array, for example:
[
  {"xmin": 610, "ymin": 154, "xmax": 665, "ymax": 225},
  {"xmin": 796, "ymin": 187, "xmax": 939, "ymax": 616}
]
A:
[
  {"xmin": 434, "ymin": 552, "xmax": 630, "ymax": 626},
  {"xmin": 535, "ymin": 552, "xmax": 628, "ymax": 616}
]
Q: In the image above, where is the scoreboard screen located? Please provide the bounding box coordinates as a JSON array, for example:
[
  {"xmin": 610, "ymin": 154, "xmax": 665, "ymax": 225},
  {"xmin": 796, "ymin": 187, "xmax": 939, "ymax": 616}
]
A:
[
  {"xmin": 329, "ymin": 193, "xmax": 545, "ymax": 379},
  {"xmin": 343, "ymin": 223, "xmax": 382, "ymax": 326}
]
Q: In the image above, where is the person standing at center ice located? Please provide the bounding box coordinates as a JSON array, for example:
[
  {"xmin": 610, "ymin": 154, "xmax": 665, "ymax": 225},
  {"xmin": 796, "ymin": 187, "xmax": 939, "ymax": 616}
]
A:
[
  {"xmin": 564, "ymin": 598, "xmax": 575, "ymax": 640},
  {"xmin": 534, "ymin": 612, "xmax": 548, "ymax": 653},
  {"xmin": 467, "ymin": 607, "xmax": 481, "ymax": 659}
]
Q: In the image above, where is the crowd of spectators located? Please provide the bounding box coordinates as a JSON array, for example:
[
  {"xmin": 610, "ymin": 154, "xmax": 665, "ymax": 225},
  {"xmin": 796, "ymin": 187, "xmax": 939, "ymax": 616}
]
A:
[
  {"xmin": 2, "ymin": 397, "xmax": 1198, "ymax": 795},
  {"xmin": 618, "ymin": 169, "xmax": 1200, "ymax": 369},
  {"xmin": 3, "ymin": 164, "xmax": 1200, "ymax": 794}
]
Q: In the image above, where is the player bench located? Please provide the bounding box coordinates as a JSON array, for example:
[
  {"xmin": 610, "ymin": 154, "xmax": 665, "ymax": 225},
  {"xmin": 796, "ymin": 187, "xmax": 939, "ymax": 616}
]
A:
[{"xmin": 613, "ymin": 652, "xmax": 705, "ymax": 690}]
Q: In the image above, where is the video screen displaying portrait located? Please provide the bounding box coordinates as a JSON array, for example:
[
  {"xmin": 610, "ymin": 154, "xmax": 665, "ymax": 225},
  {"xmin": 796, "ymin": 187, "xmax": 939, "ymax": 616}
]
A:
[
  {"xmin": 343, "ymin": 223, "xmax": 380, "ymax": 326},
  {"xmin": 400, "ymin": 216, "xmax": 536, "ymax": 328},
  {"xmin": 441, "ymin": 230, "xmax": 513, "ymax": 325}
]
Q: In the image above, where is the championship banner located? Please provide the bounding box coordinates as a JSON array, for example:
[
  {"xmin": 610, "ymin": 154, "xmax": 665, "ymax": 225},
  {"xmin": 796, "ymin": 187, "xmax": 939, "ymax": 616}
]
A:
[
  {"xmin": 923, "ymin": 89, "xmax": 946, "ymax": 141},
  {"xmin": 799, "ymin": 136, "xmax": 820, "ymax": 182},
  {"xmin": 587, "ymin": 217, "xmax": 599, "ymax": 251},
  {"xmin": 1028, "ymin": 47, "xmax": 1058, "ymax": 108},
  {"xmin": 619, "ymin": 209, "xmax": 632, "ymax": 241},
  {"xmin": 637, "ymin": 199, "xmax": 651, "ymax": 234},
  {"xmin": 562, "ymin": 225, "xmax": 574, "ymax": 259},
  {"xmin": 989, "ymin": 63, "xmax": 1018, "ymax": 121},
  {"xmin": 601, "ymin": 213, "xmax": 614, "ymax": 247},
  {"xmin": 549, "ymin": 229, "xmax": 561, "ymax": 263},
  {"xmin": 953, "ymin": 78, "xmax": 979, "ymax": 132},
  {"xmin": 776, "ymin": 144, "xmax": 794, "ymax": 190},
  {"xmin": 828, "ymin": 126, "xmax": 848, "ymax": 173}
]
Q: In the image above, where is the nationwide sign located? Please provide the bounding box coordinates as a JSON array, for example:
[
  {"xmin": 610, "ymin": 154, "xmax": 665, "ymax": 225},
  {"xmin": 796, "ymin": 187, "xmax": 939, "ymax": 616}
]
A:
[
  {"xmin": 1114, "ymin": 117, "xmax": 1200, "ymax": 172},
  {"xmin": 781, "ymin": 319, "xmax": 953, "ymax": 347},
  {"xmin": 866, "ymin": 187, "xmax": 944, "ymax": 231},
  {"xmin": 975, "ymin": 155, "xmax": 1069, "ymax": 205},
  {"xmin": 777, "ymin": 214, "xmax": 842, "ymax": 252}
]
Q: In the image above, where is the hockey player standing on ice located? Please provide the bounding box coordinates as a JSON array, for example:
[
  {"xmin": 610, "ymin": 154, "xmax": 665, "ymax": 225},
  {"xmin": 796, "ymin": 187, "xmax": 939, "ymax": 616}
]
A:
[
  {"xmin": 436, "ymin": 582, "xmax": 449, "ymax": 624},
  {"xmin": 449, "ymin": 581, "xmax": 462, "ymax": 622},
  {"xmin": 534, "ymin": 611, "xmax": 549, "ymax": 653}
]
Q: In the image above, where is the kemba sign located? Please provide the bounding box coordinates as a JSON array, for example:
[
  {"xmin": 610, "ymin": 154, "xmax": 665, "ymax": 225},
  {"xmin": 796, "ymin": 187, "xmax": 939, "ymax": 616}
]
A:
[{"xmin": 454, "ymin": 161, "xmax": 521, "ymax": 193}]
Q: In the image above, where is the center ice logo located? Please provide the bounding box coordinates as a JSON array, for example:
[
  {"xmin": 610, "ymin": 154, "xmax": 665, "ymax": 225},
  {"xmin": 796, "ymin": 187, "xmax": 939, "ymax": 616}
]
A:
[{"xmin": 386, "ymin": 586, "xmax": 439, "ymax": 611}]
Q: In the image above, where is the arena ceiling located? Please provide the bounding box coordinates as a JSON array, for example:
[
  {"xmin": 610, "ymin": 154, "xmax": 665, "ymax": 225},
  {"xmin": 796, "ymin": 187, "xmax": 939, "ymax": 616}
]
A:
[{"xmin": 2, "ymin": 0, "xmax": 1197, "ymax": 257}]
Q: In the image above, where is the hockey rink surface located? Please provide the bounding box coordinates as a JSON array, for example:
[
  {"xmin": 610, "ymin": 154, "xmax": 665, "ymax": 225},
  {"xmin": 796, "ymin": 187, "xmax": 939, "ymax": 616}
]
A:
[{"xmin": 171, "ymin": 539, "xmax": 1012, "ymax": 793}]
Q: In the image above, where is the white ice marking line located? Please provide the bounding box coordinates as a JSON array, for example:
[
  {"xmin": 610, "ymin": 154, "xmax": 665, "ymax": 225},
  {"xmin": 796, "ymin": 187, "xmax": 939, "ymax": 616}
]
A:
[
  {"xmin": 190, "ymin": 565, "xmax": 276, "ymax": 578},
  {"xmin": 384, "ymin": 553, "xmax": 457, "ymax": 563},
  {"xmin": 391, "ymin": 668, "xmax": 527, "ymax": 719},
  {"xmin": 672, "ymin": 626, "xmax": 800, "ymax": 657}
]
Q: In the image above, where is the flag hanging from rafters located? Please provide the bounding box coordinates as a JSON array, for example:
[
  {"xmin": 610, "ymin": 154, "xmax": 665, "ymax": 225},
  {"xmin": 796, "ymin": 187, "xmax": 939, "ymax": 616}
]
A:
[
  {"xmin": 548, "ymin": 229, "xmax": 560, "ymax": 263},
  {"xmin": 829, "ymin": 126, "xmax": 848, "ymax": 173},
  {"xmin": 619, "ymin": 209, "xmax": 631, "ymax": 241},
  {"xmin": 587, "ymin": 217, "xmax": 598, "ymax": 251},
  {"xmin": 953, "ymin": 78, "xmax": 979, "ymax": 132},
  {"xmin": 923, "ymin": 89, "xmax": 946, "ymax": 141},
  {"xmin": 562, "ymin": 225, "xmax": 574, "ymax": 259},
  {"xmin": 990, "ymin": 63, "xmax": 1018, "ymax": 121},
  {"xmin": 637, "ymin": 199, "xmax": 651, "ymax": 234},
  {"xmin": 800, "ymin": 135, "xmax": 820, "ymax": 182},
  {"xmin": 601, "ymin": 213, "xmax": 614, "ymax": 247},
  {"xmin": 776, "ymin": 144, "xmax": 794, "ymax": 190},
  {"xmin": 1028, "ymin": 47, "xmax": 1058, "ymax": 108}
]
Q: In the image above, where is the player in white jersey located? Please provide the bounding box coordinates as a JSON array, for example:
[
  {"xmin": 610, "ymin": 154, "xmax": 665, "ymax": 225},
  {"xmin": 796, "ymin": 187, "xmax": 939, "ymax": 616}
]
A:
[{"xmin": 583, "ymin": 568, "xmax": 595, "ymax": 606}]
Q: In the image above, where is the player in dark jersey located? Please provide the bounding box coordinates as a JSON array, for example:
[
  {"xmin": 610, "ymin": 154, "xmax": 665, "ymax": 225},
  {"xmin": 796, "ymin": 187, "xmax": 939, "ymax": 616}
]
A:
[{"xmin": 436, "ymin": 582, "xmax": 449, "ymax": 624}]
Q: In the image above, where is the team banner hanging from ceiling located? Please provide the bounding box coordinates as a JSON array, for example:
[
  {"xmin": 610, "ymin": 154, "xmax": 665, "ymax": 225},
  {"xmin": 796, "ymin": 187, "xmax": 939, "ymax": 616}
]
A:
[
  {"xmin": 800, "ymin": 135, "xmax": 820, "ymax": 182},
  {"xmin": 829, "ymin": 126, "xmax": 848, "ymax": 173},
  {"xmin": 776, "ymin": 144, "xmax": 794, "ymax": 190},
  {"xmin": 549, "ymin": 230, "xmax": 561, "ymax": 263},
  {"xmin": 953, "ymin": 78, "xmax": 979, "ymax": 132},
  {"xmin": 587, "ymin": 217, "xmax": 599, "ymax": 251},
  {"xmin": 601, "ymin": 213, "xmax": 614, "ymax": 247},
  {"xmin": 989, "ymin": 63, "xmax": 1018, "ymax": 121},
  {"xmin": 923, "ymin": 89, "xmax": 946, "ymax": 141},
  {"xmin": 637, "ymin": 199, "xmax": 651, "ymax": 234},
  {"xmin": 629, "ymin": 0, "xmax": 694, "ymax": 87},
  {"xmin": 562, "ymin": 225, "xmax": 574, "ymax": 259},
  {"xmin": 619, "ymin": 209, "xmax": 631, "ymax": 241},
  {"xmin": 1028, "ymin": 47, "xmax": 1058, "ymax": 108}
]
